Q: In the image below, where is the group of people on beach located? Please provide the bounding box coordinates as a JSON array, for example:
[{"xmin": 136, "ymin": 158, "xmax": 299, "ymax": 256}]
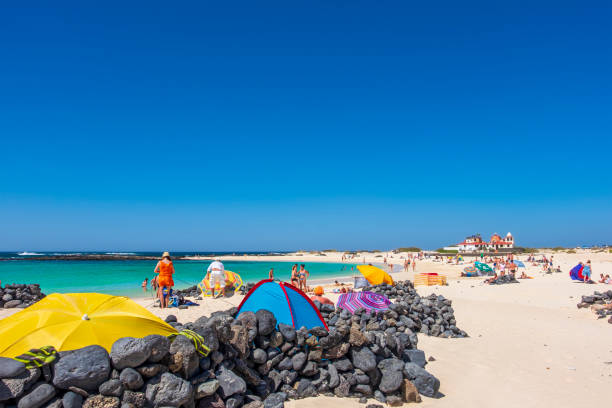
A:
[{"xmin": 141, "ymin": 253, "xmax": 319, "ymax": 309}]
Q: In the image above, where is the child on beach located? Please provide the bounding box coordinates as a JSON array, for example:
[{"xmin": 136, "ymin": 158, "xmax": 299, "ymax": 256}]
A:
[{"xmin": 583, "ymin": 260, "xmax": 592, "ymax": 282}]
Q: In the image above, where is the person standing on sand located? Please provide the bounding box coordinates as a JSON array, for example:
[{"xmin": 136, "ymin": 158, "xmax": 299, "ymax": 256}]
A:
[
  {"xmin": 291, "ymin": 264, "xmax": 299, "ymax": 286},
  {"xmin": 298, "ymin": 264, "xmax": 309, "ymax": 291},
  {"xmin": 207, "ymin": 257, "xmax": 226, "ymax": 298},
  {"xmin": 583, "ymin": 260, "xmax": 592, "ymax": 282},
  {"xmin": 154, "ymin": 252, "xmax": 174, "ymax": 309},
  {"xmin": 412, "ymin": 258, "xmax": 416, "ymax": 272}
]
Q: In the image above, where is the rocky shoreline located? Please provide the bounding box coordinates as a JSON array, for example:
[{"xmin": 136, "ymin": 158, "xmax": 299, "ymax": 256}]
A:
[{"xmin": 0, "ymin": 280, "xmax": 464, "ymax": 408}]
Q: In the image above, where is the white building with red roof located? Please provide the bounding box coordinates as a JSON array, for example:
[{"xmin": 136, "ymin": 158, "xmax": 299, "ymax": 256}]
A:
[{"xmin": 457, "ymin": 232, "xmax": 514, "ymax": 252}]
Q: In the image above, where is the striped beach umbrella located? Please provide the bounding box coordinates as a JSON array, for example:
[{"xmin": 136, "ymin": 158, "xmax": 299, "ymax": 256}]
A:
[
  {"xmin": 336, "ymin": 291, "xmax": 391, "ymax": 314},
  {"xmin": 463, "ymin": 266, "xmax": 477, "ymax": 274}
]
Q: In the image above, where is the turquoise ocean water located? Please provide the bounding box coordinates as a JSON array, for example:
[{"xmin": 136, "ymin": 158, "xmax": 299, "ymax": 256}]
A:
[{"xmin": 0, "ymin": 260, "xmax": 355, "ymax": 298}]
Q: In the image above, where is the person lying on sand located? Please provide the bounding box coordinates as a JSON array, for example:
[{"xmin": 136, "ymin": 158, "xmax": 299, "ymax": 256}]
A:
[
  {"xmin": 484, "ymin": 273, "xmax": 499, "ymax": 284},
  {"xmin": 518, "ymin": 271, "xmax": 533, "ymax": 279},
  {"xmin": 598, "ymin": 274, "xmax": 611, "ymax": 284},
  {"xmin": 310, "ymin": 286, "xmax": 334, "ymax": 305},
  {"xmin": 334, "ymin": 280, "xmax": 346, "ymax": 286}
]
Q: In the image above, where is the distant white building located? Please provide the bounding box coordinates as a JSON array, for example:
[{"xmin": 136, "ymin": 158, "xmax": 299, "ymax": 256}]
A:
[{"xmin": 457, "ymin": 232, "xmax": 514, "ymax": 253}]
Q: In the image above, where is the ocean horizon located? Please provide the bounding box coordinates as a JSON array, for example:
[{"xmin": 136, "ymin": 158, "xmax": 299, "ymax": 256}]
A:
[{"xmin": 0, "ymin": 258, "xmax": 356, "ymax": 298}]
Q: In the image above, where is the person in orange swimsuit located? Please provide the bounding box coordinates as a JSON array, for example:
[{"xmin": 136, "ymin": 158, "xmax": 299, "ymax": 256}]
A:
[{"xmin": 154, "ymin": 251, "xmax": 175, "ymax": 309}]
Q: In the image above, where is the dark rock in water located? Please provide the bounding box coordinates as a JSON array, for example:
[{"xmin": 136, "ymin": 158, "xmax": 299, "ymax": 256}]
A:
[
  {"xmin": 62, "ymin": 391, "xmax": 83, "ymax": 408},
  {"xmin": 255, "ymin": 310, "xmax": 277, "ymax": 336},
  {"xmin": 99, "ymin": 380, "xmax": 124, "ymax": 397},
  {"xmin": 143, "ymin": 335, "xmax": 170, "ymax": 363},
  {"xmin": 350, "ymin": 348, "xmax": 376, "ymax": 372},
  {"xmin": 53, "ymin": 346, "xmax": 110, "ymax": 392},
  {"xmin": 263, "ymin": 392, "xmax": 286, "ymax": 408},
  {"xmin": 110, "ymin": 338, "xmax": 152, "ymax": 370},
  {"xmin": 122, "ymin": 391, "xmax": 145, "ymax": 408},
  {"xmin": 216, "ymin": 367, "xmax": 247, "ymax": 399},
  {"xmin": 145, "ymin": 372, "xmax": 192, "ymax": 408},
  {"xmin": 168, "ymin": 335, "xmax": 199, "ymax": 379},
  {"xmin": 17, "ymin": 383, "xmax": 55, "ymax": 408},
  {"xmin": 403, "ymin": 362, "xmax": 440, "ymax": 398},
  {"xmin": 196, "ymin": 380, "xmax": 219, "ymax": 398},
  {"xmin": 403, "ymin": 349, "xmax": 427, "ymax": 368},
  {"xmin": 0, "ymin": 358, "xmax": 26, "ymax": 379},
  {"xmin": 119, "ymin": 368, "xmax": 143, "ymax": 391}
]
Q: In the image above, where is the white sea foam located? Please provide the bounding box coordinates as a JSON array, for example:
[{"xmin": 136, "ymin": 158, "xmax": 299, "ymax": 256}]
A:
[
  {"xmin": 105, "ymin": 252, "xmax": 137, "ymax": 255},
  {"xmin": 17, "ymin": 252, "xmax": 45, "ymax": 256}
]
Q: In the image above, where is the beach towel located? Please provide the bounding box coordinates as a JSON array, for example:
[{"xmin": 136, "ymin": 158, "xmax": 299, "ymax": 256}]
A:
[{"xmin": 569, "ymin": 264, "xmax": 584, "ymax": 281}]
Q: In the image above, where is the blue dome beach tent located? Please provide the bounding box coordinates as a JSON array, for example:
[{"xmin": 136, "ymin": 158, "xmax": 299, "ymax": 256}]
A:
[
  {"xmin": 236, "ymin": 279, "xmax": 328, "ymax": 330},
  {"xmin": 569, "ymin": 263, "xmax": 584, "ymax": 281}
]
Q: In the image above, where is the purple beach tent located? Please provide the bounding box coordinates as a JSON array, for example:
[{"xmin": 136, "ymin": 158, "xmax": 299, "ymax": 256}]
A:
[{"xmin": 236, "ymin": 279, "xmax": 328, "ymax": 330}]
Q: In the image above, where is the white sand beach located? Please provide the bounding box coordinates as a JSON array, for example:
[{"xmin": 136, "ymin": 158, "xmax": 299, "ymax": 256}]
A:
[{"xmin": 1, "ymin": 250, "xmax": 610, "ymax": 407}]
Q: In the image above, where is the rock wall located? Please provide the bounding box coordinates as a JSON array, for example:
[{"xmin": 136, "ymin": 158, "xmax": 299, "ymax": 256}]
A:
[
  {"xmin": 0, "ymin": 284, "xmax": 46, "ymax": 309},
  {"xmin": 0, "ymin": 280, "xmax": 464, "ymax": 407}
]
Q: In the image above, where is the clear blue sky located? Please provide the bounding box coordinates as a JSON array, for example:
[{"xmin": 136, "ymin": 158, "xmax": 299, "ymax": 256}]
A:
[{"xmin": 1, "ymin": 1, "xmax": 610, "ymax": 251}]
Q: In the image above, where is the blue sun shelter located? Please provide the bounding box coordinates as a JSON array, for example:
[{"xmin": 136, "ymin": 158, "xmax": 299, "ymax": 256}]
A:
[{"xmin": 237, "ymin": 279, "xmax": 328, "ymax": 330}]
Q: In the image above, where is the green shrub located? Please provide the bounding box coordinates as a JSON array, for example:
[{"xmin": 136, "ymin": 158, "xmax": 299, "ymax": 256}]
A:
[
  {"xmin": 396, "ymin": 247, "xmax": 421, "ymax": 252},
  {"xmin": 435, "ymin": 248, "xmax": 458, "ymax": 254},
  {"xmin": 567, "ymin": 249, "xmax": 576, "ymax": 254}
]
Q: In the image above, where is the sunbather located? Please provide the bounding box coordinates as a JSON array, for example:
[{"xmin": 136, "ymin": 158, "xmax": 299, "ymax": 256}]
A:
[{"xmin": 310, "ymin": 286, "xmax": 334, "ymax": 305}]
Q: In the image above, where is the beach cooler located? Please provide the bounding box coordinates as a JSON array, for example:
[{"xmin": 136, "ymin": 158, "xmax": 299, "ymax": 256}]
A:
[{"xmin": 414, "ymin": 273, "xmax": 447, "ymax": 286}]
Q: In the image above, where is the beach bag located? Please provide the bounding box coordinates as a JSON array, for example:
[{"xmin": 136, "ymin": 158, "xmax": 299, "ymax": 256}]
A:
[{"xmin": 168, "ymin": 295, "xmax": 180, "ymax": 307}]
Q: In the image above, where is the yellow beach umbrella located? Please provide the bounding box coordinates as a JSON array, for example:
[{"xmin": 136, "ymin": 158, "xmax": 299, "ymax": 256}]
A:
[
  {"xmin": 0, "ymin": 293, "xmax": 177, "ymax": 358},
  {"xmin": 357, "ymin": 265, "xmax": 394, "ymax": 286},
  {"xmin": 198, "ymin": 270, "xmax": 243, "ymax": 297}
]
